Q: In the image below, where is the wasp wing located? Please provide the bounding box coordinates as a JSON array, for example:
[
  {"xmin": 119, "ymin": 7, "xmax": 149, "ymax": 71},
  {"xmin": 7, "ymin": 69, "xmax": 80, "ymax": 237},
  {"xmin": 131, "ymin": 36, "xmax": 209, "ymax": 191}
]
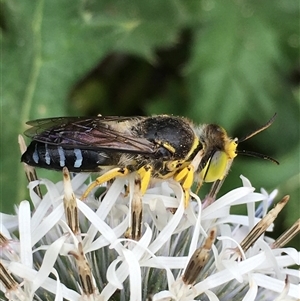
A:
[{"xmin": 24, "ymin": 116, "xmax": 156, "ymax": 154}]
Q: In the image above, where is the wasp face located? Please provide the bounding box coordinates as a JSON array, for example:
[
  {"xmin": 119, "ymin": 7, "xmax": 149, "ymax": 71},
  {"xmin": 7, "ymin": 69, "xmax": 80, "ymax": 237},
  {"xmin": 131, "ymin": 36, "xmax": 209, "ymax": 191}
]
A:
[{"xmin": 193, "ymin": 124, "xmax": 238, "ymax": 183}]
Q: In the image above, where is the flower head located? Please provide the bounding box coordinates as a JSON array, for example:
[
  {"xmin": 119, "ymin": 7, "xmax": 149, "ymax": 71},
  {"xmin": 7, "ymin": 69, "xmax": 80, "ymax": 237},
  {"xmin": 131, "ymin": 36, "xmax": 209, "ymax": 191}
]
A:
[{"xmin": 1, "ymin": 170, "xmax": 299, "ymax": 301}]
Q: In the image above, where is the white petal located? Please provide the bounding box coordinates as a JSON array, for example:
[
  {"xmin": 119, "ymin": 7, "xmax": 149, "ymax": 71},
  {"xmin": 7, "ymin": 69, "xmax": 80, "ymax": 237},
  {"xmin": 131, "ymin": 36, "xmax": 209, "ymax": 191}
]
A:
[
  {"xmin": 242, "ymin": 274, "xmax": 257, "ymax": 301},
  {"xmin": 142, "ymin": 256, "xmax": 187, "ymax": 269},
  {"xmin": 18, "ymin": 201, "xmax": 32, "ymax": 268},
  {"xmin": 96, "ymin": 177, "xmax": 126, "ymax": 218},
  {"xmin": 70, "ymin": 173, "xmax": 90, "ymax": 191},
  {"xmin": 194, "ymin": 253, "xmax": 266, "ymax": 294},
  {"xmin": 186, "ymin": 191, "xmax": 203, "ymax": 257},
  {"xmin": 30, "ymin": 190, "xmax": 59, "ymax": 232},
  {"xmin": 222, "ymin": 260, "xmax": 244, "ymax": 283},
  {"xmin": 202, "ymin": 187, "xmax": 255, "ymax": 220},
  {"xmin": 0, "ymin": 213, "xmax": 18, "ymax": 231},
  {"xmin": 85, "ymin": 215, "xmax": 129, "ymax": 253},
  {"xmin": 39, "ymin": 178, "xmax": 63, "ymax": 202},
  {"xmin": 204, "ymin": 290, "xmax": 220, "ymax": 301},
  {"xmin": 77, "ymin": 200, "xmax": 119, "ymax": 248},
  {"xmin": 148, "ymin": 183, "xmax": 185, "ymax": 254},
  {"xmin": 31, "ymin": 203, "xmax": 64, "ymax": 246},
  {"xmin": 123, "ymin": 248, "xmax": 142, "ymax": 301},
  {"xmin": 82, "ymin": 178, "xmax": 125, "ymax": 248},
  {"xmin": 28, "ymin": 180, "xmax": 42, "ymax": 206},
  {"xmin": 102, "ymin": 260, "xmax": 135, "ymax": 300},
  {"xmin": 152, "ymin": 290, "xmax": 176, "ymax": 301},
  {"xmin": 240, "ymin": 175, "xmax": 253, "ymax": 187},
  {"xmin": 275, "ymin": 249, "xmax": 300, "ymax": 265},
  {"xmin": 106, "ymin": 257, "xmax": 124, "ymax": 289},
  {"xmin": 8, "ymin": 262, "xmax": 81, "ymax": 300},
  {"xmin": 31, "ymin": 235, "xmax": 67, "ymax": 293},
  {"xmin": 252, "ymin": 273, "xmax": 300, "ymax": 299},
  {"xmin": 52, "ymin": 269, "xmax": 63, "ymax": 301},
  {"xmin": 131, "ymin": 223, "xmax": 153, "ymax": 257}
]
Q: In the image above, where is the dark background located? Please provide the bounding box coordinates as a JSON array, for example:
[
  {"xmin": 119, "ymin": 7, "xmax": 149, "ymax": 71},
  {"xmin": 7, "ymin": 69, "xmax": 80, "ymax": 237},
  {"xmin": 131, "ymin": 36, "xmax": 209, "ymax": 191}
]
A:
[{"xmin": 1, "ymin": 0, "xmax": 299, "ymax": 248}]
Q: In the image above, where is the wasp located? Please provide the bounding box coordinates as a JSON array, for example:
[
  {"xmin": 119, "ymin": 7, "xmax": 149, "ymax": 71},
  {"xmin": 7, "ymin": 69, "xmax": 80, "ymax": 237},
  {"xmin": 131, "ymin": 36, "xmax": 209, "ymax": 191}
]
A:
[{"xmin": 21, "ymin": 114, "xmax": 278, "ymax": 208}]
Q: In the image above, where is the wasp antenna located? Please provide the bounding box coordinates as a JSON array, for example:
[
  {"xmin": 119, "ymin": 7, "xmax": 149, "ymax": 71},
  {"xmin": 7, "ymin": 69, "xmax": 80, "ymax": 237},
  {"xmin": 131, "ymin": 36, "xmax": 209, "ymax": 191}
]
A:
[
  {"xmin": 238, "ymin": 113, "xmax": 277, "ymax": 143},
  {"xmin": 237, "ymin": 150, "xmax": 279, "ymax": 165}
]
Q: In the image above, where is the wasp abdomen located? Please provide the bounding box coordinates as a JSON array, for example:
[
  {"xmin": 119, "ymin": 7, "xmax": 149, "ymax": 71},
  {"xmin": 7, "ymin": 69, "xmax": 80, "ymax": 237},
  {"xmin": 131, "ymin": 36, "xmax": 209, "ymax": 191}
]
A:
[{"xmin": 21, "ymin": 141, "xmax": 107, "ymax": 172}]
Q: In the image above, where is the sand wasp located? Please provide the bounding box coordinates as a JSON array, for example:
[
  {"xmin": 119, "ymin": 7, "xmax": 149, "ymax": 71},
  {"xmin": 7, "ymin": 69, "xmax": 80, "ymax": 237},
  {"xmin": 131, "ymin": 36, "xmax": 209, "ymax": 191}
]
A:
[{"xmin": 21, "ymin": 114, "xmax": 278, "ymax": 208}]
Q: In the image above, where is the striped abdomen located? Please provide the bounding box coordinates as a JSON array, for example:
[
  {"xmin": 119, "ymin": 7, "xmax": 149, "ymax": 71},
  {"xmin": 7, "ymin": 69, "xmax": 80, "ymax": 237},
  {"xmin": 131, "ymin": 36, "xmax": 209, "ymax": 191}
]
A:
[{"xmin": 21, "ymin": 141, "xmax": 111, "ymax": 172}]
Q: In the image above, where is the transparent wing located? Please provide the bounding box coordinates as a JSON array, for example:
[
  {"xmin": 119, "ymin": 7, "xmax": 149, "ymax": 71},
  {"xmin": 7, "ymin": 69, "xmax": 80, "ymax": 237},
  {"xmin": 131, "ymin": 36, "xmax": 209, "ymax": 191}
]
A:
[{"xmin": 24, "ymin": 116, "xmax": 156, "ymax": 154}]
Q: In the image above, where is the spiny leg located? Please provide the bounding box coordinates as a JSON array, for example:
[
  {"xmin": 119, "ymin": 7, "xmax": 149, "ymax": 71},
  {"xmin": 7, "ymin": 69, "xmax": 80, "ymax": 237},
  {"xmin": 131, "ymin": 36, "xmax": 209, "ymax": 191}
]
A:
[{"xmin": 81, "ymin": 167, "xmax": 129, "ymax": 200}]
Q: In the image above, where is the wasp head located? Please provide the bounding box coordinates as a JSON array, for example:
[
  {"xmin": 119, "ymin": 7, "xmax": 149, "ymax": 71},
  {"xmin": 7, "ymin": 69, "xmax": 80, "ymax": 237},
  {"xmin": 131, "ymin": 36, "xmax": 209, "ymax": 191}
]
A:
[{"xmin": 194, "ymin": 114, "xmax": 278, "ymax": 184}]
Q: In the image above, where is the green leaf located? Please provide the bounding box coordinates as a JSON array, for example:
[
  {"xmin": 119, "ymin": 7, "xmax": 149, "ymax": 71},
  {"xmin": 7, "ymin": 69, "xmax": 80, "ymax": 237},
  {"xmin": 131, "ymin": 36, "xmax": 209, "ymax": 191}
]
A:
[{"xmin": 185, "ymin": 0, "xmax": 299, "ymax": 129}]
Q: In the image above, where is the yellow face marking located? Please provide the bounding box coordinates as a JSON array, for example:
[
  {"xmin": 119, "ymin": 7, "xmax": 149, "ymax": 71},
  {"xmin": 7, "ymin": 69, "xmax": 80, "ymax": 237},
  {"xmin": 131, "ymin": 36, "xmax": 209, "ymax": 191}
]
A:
[
  {"xmin": 200, "ymin": 151, "xmax": 228, "ymax": 182},
  {"xmin": 225, "ymin": 139, "xmax": 238, "ymax": 160},
  {"xmin": 199, "ymin": 138, "xmax": 238, "ymax": 183}
]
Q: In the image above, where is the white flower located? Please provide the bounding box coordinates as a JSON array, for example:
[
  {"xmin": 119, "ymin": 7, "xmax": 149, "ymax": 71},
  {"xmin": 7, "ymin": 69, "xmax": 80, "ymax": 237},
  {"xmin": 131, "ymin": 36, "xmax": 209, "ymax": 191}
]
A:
[{"xmin": 0, "ymin": 172, "xmax": 299, "ymax": 301}]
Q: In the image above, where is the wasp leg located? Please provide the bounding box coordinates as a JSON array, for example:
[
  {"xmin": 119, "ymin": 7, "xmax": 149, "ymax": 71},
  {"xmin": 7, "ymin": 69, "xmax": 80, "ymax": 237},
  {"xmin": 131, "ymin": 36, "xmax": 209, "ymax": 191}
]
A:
[
  {"xmin": 125, "ymin": 164, "xmax": 153, "ymax": 240},
  {"xmin": 174, "ymin": 165, "xmax": 195, "ymax": 208},
  {"xmin": 137, "ymin": 164, "xmax": 153, "ymax": 195},
  {"xmin": 81, "ymin": 167, "xmax": 129, "ymax": 200}
]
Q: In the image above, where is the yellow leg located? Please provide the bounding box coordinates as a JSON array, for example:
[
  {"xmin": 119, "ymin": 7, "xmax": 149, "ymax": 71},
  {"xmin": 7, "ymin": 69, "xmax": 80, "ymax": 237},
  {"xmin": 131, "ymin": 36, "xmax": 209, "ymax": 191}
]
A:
[
  {"xmin": 124, "ymin": 166, "xmax": 152, "ymax": 240},
  {"xmin": 181, "ymin": 166, "xmax": 194, "ymax": 190},
  {"xmin": 173, "ymin": 167, "xmax": 189, "ymax": 182},
  {"xmin": 81, "ymin": 167, "xmax": 129, "ymax": 200},
  {"xmin": 137, "ymin": 164, "xmax": 153, "ymax": 195},
  {"xmin": 174, "ymin": 165, "xmax": 195, "ymax": 208}
]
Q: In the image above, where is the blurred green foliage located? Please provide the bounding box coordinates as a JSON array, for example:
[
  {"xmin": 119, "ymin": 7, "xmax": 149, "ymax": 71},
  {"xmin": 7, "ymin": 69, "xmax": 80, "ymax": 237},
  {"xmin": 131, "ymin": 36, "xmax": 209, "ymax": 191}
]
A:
[{"xmin": 1, "ymin": 0, "xmax": 299, "ymax": 246}]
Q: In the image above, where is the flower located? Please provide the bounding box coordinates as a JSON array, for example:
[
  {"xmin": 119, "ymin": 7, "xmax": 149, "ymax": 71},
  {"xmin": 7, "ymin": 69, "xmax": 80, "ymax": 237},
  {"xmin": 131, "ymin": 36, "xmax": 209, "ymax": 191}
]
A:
[{"xmin": 0, "ymin": 170, "xmax": 299, "ymax": 301}]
